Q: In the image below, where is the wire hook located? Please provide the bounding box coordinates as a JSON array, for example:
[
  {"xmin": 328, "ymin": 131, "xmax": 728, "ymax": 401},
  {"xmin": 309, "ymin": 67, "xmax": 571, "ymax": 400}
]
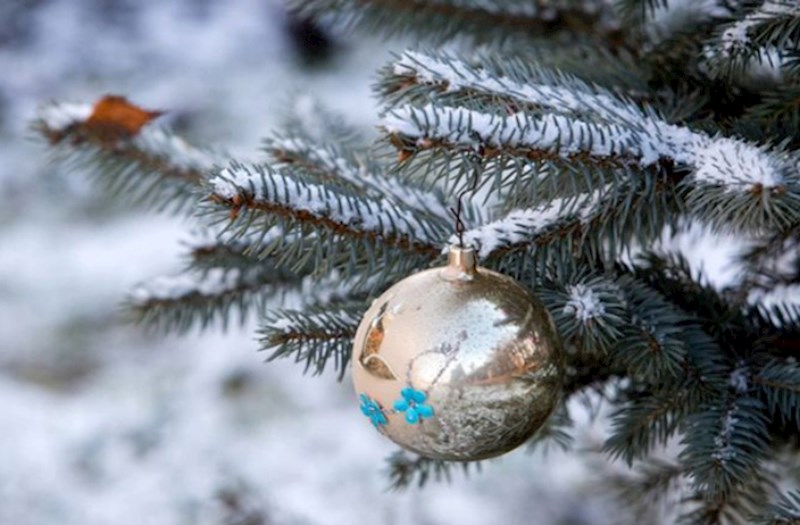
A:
[{"xmin": 449, "ymin": 154, "xmax": 482, "ymax": 247}]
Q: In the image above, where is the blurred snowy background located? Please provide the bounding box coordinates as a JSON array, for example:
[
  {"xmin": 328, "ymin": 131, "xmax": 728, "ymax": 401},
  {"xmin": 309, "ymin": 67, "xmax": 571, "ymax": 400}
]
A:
[{"xmin": 0, "ymin": 1, "xmax": 650, "ymax": 523}]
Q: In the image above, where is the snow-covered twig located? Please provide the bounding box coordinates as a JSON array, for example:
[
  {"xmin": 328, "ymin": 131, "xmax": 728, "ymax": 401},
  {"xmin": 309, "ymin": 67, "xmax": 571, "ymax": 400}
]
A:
[
  {"xmin": 35, "ymin": 101, "xmax": 224, "ymax": 212},
  {"xmin": 209, "ymin": 161, "xmax": 444, "ymax": 256},
  {"xmin": 456, "ymin": 192, "xmax": 604, "ymax": 258},
  {"xmin": 266, "ymin": 135, "xmax": 452, "ymax": 221},
  {"xmin": 702, "ymin": 0, "xmax": 799, "ymax": 82}
]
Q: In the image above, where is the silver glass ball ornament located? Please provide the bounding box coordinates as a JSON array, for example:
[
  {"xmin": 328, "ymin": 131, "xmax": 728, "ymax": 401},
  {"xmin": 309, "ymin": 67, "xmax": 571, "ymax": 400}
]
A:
[{"xmin": 352, "ymin": 244, "xmax": 564, "ymax": 461}]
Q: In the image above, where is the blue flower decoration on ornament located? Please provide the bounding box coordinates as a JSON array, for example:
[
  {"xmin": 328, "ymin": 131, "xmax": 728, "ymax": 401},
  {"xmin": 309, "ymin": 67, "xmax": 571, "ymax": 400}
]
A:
[
  {"xmin": 393, "ymin": 387, "xmax": 434, "ymax": 424},
  {"xmin": 359, "ymin": 394, "xmax": 387, "ymax": 428}
]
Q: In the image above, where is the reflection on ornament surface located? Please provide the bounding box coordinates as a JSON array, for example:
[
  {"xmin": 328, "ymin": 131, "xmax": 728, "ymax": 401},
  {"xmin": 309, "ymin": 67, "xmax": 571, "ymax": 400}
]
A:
[{"xmin": 352, "ymin": 245, "xmax": 564, "ymax": 461}]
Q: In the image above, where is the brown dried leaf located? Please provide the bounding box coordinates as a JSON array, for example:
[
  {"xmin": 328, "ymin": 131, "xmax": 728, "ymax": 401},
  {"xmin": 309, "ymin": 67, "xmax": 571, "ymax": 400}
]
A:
[{"xmin": 84, "ymin": 95, "xmax": 163, "ymax": 140}]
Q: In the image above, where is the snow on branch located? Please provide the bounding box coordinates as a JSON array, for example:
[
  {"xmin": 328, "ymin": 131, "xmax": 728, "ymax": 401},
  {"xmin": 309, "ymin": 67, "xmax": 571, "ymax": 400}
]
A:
[
  {"xmin": 680, "ymin": 397, "xmax": 770, "ymax": 498},
  {"xmin": 127, "ymin": 268, "xmax": 276, "ymax": 332},
  {"xmin": 456, "ymin": 191, "xmax": 604, "ymax": 259},
  {"xmin": 383, "ymin": 92, "xmax": 800, "ymax": 232},
  {"xmin": 35, "ymin": 100, "xmax": 223, "ymax": 212},
  {"xmin": 748, "ymin": 283, "xmax": 800, "ymax": 326},
  {"xmin": 266, "ymin": 135, "xmax": 452, "ymax": 221},
  {"xmin": 564, "ymin": 284, "xmax": 607, "ymax": 322},
  {"xmin": 638, "ymin": 0, "xmax": 738, "ymax": 42},
  {"xmin": 386, "ymin": 50, "xmax": 641, "ymax": 124},
  {"xmin": 384, "ymin": 104, "xmax": 670, "ymax": 166},
  {"xmin": 207, "ymin": 161, "xmax": 444, "ymax": 259},
  {"xmin": 702, "ymin": 0, "xmax": 799, "ymax": 81},
  {"xmin": 383, "ymin": 102, "xmax": 791, "ymax": 191},
  {"xmin": 540, "ymin": 272, "xmax": 628, "ymax": 353}
]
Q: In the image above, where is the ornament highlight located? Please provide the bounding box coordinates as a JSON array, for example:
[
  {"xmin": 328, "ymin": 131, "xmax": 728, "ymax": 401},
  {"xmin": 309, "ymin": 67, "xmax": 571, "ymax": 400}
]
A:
[{"xmin": 352, "ymin": 244, "xmax": 564, "ymax": 461}]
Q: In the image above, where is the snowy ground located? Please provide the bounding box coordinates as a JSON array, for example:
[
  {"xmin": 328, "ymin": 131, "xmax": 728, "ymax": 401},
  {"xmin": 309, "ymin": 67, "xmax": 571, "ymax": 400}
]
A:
[{"xmin": 0, "ymin": 1, "xmax": 717, "ymax": 524}]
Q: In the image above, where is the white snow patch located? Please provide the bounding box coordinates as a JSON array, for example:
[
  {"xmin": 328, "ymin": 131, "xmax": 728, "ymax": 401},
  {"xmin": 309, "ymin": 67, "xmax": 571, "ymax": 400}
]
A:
[
  {"xmin": 37, "ymin": 102, "xmax": 93, "ymax": 130},
  {"xmin": 564, "ymin": 284, "xmax": 606, "ymax": 322},
  {"xmin": 711, "ymin": 406, "xmax": 739, "ymax": 463},
  {"xmin": 691, "ymin": 138, "xmax": 784, "ymax": 189},
  {"xmin": 728, "ymin": 365, "xmax": 749, "ymax": 394}
]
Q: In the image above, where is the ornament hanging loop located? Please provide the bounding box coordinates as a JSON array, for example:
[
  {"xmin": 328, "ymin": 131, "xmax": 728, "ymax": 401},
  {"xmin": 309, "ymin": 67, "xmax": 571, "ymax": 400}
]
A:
[{"xmin": 449, "ymin": 154, "xmax": 482, "ymax": 247}]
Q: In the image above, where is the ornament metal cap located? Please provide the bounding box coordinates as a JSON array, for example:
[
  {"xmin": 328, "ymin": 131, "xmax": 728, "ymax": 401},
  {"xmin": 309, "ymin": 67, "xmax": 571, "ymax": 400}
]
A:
[{"xmin": 441, "ymin": 243, "xmax": 477, "ymax": 281}]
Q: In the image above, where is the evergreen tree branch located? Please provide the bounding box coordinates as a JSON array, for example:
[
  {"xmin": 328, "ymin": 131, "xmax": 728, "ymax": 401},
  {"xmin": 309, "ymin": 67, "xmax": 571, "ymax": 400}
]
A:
[
  {"xmin": 383, "ymin": 103, "xmax": 800, "ymax": 234},
  {"xmin": 680, "ymin": 466, "xmax": 777, "ymax": 525},
  {"xmin": 205, "ymin": 161, "xmax": 446, "ymax": 280},
  {"xmin": 126, "ymin": 266, "xmax": 293, "ymax": 333},
  {"xmin": 292, "ymin": 0, "xmax": 623, "ymax": 46},
  {"xmin": 680, "ymin": 396, "xmax": 771, "ymax": 499},
  {"xmin": 736, "ymin": 83, "xmax": 800, "ymax": 149},
  {"xmin": 184, "ymin": 227, "xmax": 292, "ymax": 273},
  {"xmin": 540, "ymin": 269, "xmax": 629, "ymax": 354},
  {"xmin": 605, "ymin": 387, "xmax": 686, "ymax": 465},
  {"xmin": 702, "ymin": 1, "xmax": 800, "ymax": 82},
  {"xmin": 35, "ymin": 101, "xmax": 220, "ymax": 213},
  {"xmin": 753, "ymin": 490, "xmax": 800, "ymax": 525},
  {"xmin": 259, "ymin": 303, "xmax": 362, "ymax": 380},
  {"xmin": 603, "ymin": 457, "xmax": 686, "ymax": 525},
  {"xmin": 384, "ymin": 450, "xmax": 479, "ymax": 490},
  {"xmin": 381, "ymin": 49, "xmax": 646, "ymax": 125},
  {"xmin": 264, "ymin": 133, "xmax": 454, "ymax": 221},
  {"xmin": 525, "ymin": 402, "xmax": 574, "ymax": 454},
  {"xmin": 749, "ymin": 284, "xmax": 800, "ymax": 328},
  {"xmin": 457, "ymin": 178, "xmax": 673, "ymax": 268},
  {"xmin": 753, "ymin": 358, "xmax": 800, "ymax": 425},
  {"xmin": 381, "ymin": 50, "xmax": 800, "ymax": 233}
]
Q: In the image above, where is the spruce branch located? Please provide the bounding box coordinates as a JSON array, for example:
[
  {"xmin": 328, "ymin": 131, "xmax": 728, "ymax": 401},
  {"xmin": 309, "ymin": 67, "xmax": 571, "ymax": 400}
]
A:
[
  {"xmin": 540, "ymin": 270, "xmax": 628, "ymax": 353},
  {"xmin": 614, "ymin": 278, "xmax": 693, "ymax": 380},
  {"xmin": 680, "ymin": 396, "xmax": 771, "ymax": 499},
  {"xmin": 749, "ymin": 284, "xmax": 800, "ymax": 328},
  {"xmin": 383, "ymin": 103, "xmax": 800, "ymax": 236},
  {"xmin": 264, "ymin": 134, "xmax": 454, "ymax": 222},
  {"xmin": 183, "ymin": 227, "xmax": 293, "ymax": 273},
  {"xmin": 702, "ymin": 1, "xmax": 800, "ymax": 82},
  {"xmin": 259, "ymin": 303, "xmax": 362, "ymax": 380},
  {"xmin": 381, "ymin": 51, "xmax": 800, "ymax": 233},
  {"xmin": 679, "ymin": 466, "xmax": 777, "ymax": 525},
  {"xmin": 292, "ymin": 0, "xmax": 623, "ymax": 46},
  {"xmin": 205, "ymin": 161, "xmax": 446, "ymax": 280},
  {"xmin": 381, "ymin": 49, "xmax": 649, "ymax": 126},
  {"xmin": 603, "ymin": 457, "xmax": 686, "ymax": 525},
  {"xmin": 385, "ymin": 450, "xmax": 479, "ymax": 490},
  {"xmin": 35, "ymin": 101, "xmax": 220, "ymax": 213},
  {"xmin": 605, "ymin": 387, "xmax": 692, "ymax": 465},
  {"xmin": 525, "ymin": 402, "xmax": 574, "ymax": 454},
  {"xmin": 753, "ymin": 358, "xmax": 800, "ymax": 425},
  {"xmin": 127, "ymin": 266, "xmax": 293, "ymax": 333},
  {"xmin": 753, "ymin": 490, "xmax": 800, "ymax": 525},
  {"xmin": 737, "ymin": 83, "xmax": 800, "ymax": 149},
  {"xmin": 456, "ymin": 178, "xmax": 673, "ymax": 269}
]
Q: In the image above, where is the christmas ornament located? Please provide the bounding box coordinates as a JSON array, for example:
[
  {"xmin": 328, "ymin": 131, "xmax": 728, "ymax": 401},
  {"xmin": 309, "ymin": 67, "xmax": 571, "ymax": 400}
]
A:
[{"xmin": 352, "ymin": 244, "xmax": 564, "ymax": 461}]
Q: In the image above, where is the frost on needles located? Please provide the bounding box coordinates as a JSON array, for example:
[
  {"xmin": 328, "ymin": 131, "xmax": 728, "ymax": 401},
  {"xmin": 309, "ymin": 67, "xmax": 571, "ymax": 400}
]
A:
[{"xmin": 35, "ymin": 0, "xmax": 800, "ymax": 523}]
